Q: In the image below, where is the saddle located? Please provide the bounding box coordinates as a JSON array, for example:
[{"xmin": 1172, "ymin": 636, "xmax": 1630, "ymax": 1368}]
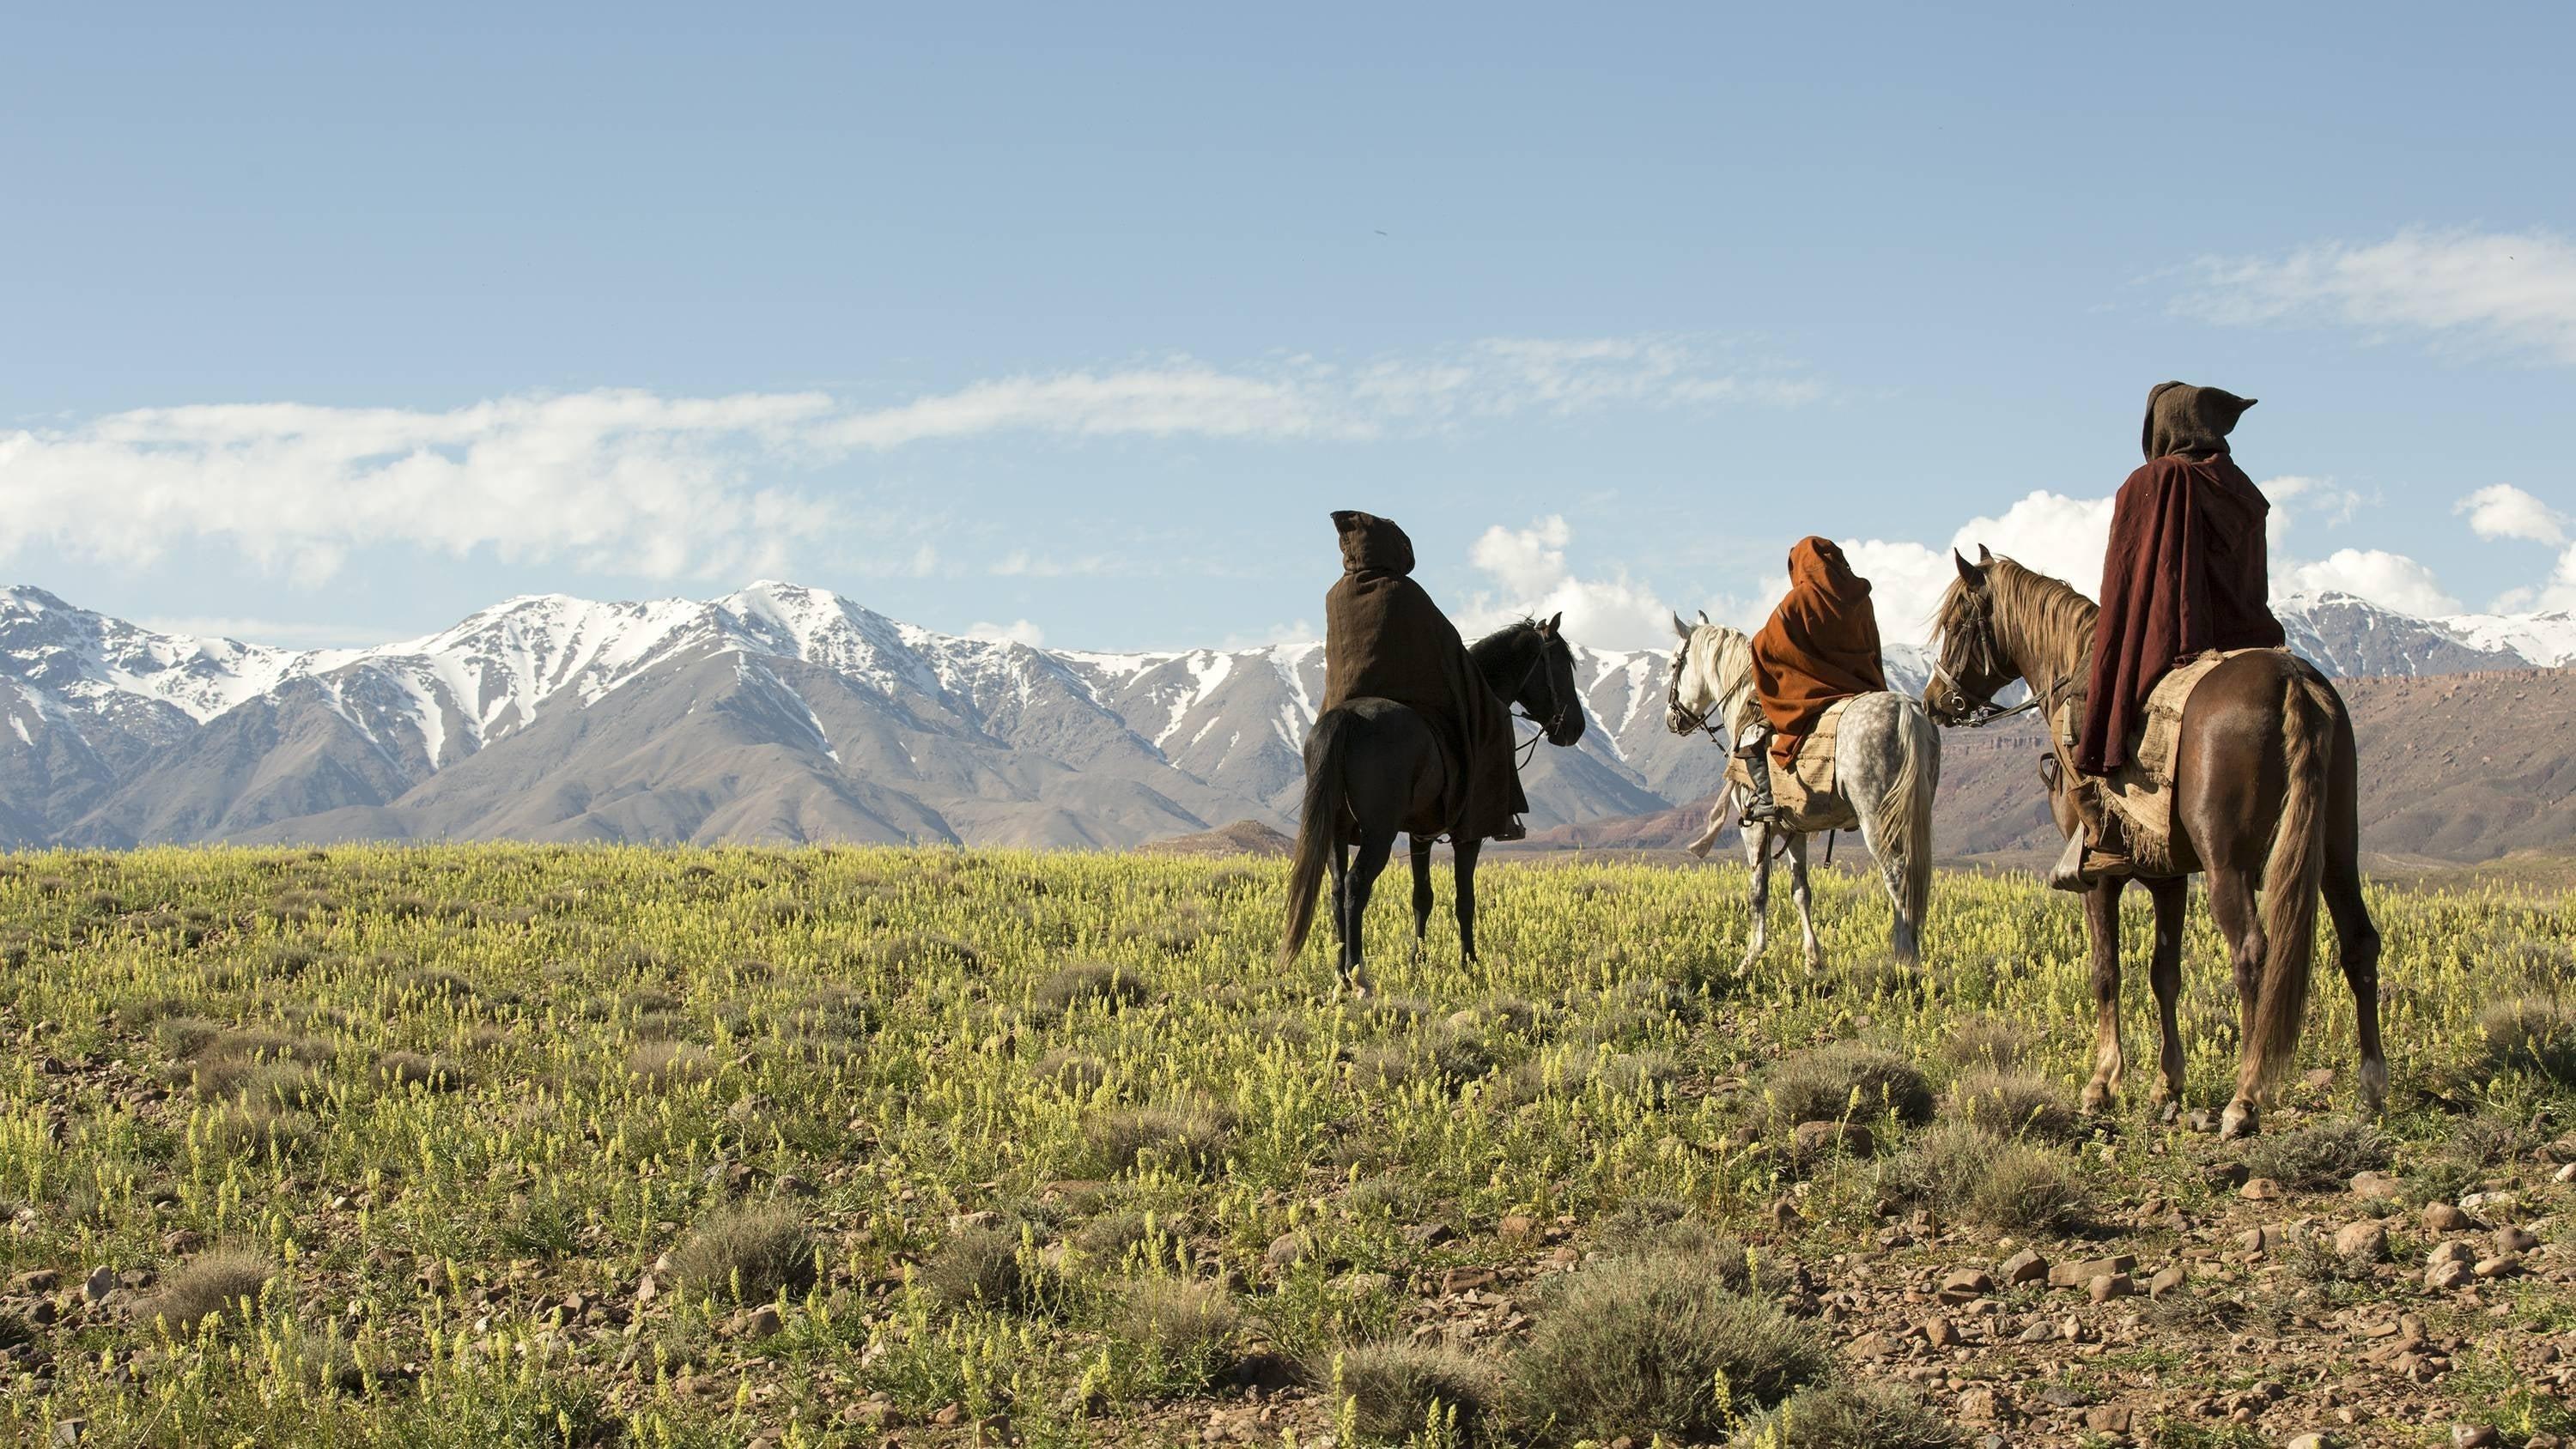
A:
[
  {"xmin": 1722, "ymin": 695, "xmax": 1865, "ymax": 834},
  {"xmin": 2046, "ymin": 648, "xmax": 2281, "ymax": 876}
]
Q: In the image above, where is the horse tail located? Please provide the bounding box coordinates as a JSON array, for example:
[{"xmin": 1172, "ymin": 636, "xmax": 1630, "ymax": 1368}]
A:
[
  {"xmin": 1874, "ymin": 698, "xmax": 1941, "ymax": 960},
  {"xmin": 2249, "ymin": 670, "xmax": 2336, "ymax": 1094},
  {"xmin": 1280, "ymin": 708, "xmax": 1353, "ymax": 965}
]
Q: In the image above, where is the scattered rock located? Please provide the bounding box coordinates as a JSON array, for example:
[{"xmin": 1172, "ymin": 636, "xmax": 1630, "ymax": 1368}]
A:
[
  {"xmin": 2470, "ymin": 1254, "xmax": 2522, "ymax": 1281},
  {"xmin": 731, "ymin": 1305, "xmax": 783, "ymax": 1339},
  {"xmin": 2240, "ymin": 1176, "xmax": 2283, "ymax": 1201},
  {"xmin": 1400, "ymin": 1222, "xmax": 1455, "ymax": 1248},
  {"xmin": 51, "ymin": 1421, "xmax": 85, "ymax": 1448},
  {"xmin": 2350, "ymin": 1171, "xmax": 2402, "ymax": 1200},
  {"xmin": 2000, "ymin": 1247, "xmax": 2050, "ymax": 1285},
  {"xmin": 1793, "ymin": 1120, "xmax": 1874, "ymax": 1158},
  {"xmin": 1941, "ymin": 1268, "xmax": 1993, "ymax": 1302},
  {"xmin": 2335, "ymin": 1221, "xmax": 2389, "ymax": 1262},
  {"xmin": 2286, "ymin": 1435, "xmax": 2334, "ymax": 1449},
  {"xmin": 2049, "ymin": 1253, "xmax": 2135, "ymax": 1288},
  {"xmin": 2425, "ymin": 1259, "xmax": 2475, "ymax": 1293},
  {"xmin": 82, "ymin": 1266, "xmax": 113, "ymax": 1304},
  {"xmin": 2452, "ymin": 1427, "xmax": 2500, "ymax": 1449},
  {"xmin": 2428, "ymin": 1240, "xmax": 2477, "ymax": 1270},
  {"xmin": 1262, "ymin": 1233, "xmax": 1309, "ymax": 1270},
  {"xmin": 1923, "ymin": 1315, "xmax": 1961, "ymax": 1349},
  {"xmin": 2302, "ymin": 1068, "xmax": 2336, "ymax": 1088},
  {"xmin": 2494, "ymin": 1225, "xmax": 2539, "ymax": 1255},
  {"xmin": 2424, "ymin": 1203, "xmax": 2472, "ymax": 1233},
  {"xmin": 14, "ymin": 1270, "xmax": 60, "ymax": 1293},
  {"xmin": 1958, "ymin": 1386, "xmax": 2002, "ymax": 1422},
  {"xmin": 2084, "ymin": 1404, "xmax": 2134, "ymax": 1435},
  {"xmin": 1849, "ymin": 1331, "xmax": 1902, "ymax": 1360},
  {"xmin": 2088, "ymin": 1271, "xmax": 2135, "ymax": 1303},
  {"xmin": 1439, "ymin": 1267, "xmax": 1497, "ymax": 1294},
  {"xmin": 1497, "ymin": 1213, "xmax": 1539, "ymax": 1244},
  {"xmin": 2148, "ymin": 1264, "xmax": 2189, "ymax": 1299}
]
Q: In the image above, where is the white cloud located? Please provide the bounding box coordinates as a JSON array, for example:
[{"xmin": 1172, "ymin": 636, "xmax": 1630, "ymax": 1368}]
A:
[
  {"xmin": 2176, "ymin": 227, "xmax": 2576, "ymax": 362},
  {"xmin": 2456, "ymin": 483, "xmax": 2568, "ymax": 545},
  {"xmin": 1218, "ymin": 620, "xmax": 1319, "ymax": 651},
  {"xmin": 2276, "ymin": 549, "xmax": 2464, "ymax": 615},
  {"xmin": 992, "ymin": 550, "xmax": 1120, "ymax": 578},
  {"xmin": 1829, "ymin": 491, "xmax": 2120, "ymax": 647},
  {"xmin": 0, "ymin": 390, "xmax": 838, "ymax": 585},
  {"xmin": 0, "ymin": 337, "xmax": 1816, "ymax": 584},
  {"xmin": 963, "ymin": 619, "xmax": 1046, "ymax": 647},
  {"xmin": 2260, "ymin": 475, "xmax": 2369, "ymax": 530},
  {"xmin": 1459, "ymin": 515, "xmax": 1675, "ymax": 652}
]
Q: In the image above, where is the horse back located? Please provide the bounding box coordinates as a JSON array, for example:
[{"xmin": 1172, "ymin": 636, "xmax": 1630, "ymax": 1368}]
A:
[{"xmin": 2171, "ymin": 650, "xmax": 2348, "ymax": 868}]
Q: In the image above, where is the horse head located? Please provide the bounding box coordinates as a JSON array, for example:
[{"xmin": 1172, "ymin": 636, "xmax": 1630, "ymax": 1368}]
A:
[
  {"xmin": 1925, "ymin": 544, "xmax": 2020, "ymax": 726},
  {"xmin": 1665, "ymin": 611, "xmax": 1749, "ymax": 740},
  {"xmin": 1522, "ymin": 612, "xmax": 1586, "ymax": 748}
]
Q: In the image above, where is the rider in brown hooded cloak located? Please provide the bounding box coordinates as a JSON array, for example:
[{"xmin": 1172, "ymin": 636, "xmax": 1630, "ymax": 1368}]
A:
[
  {"xmin": 1321, "ymin": 511, "xmax": 1528, "ymax": 841},
  {"xmin": 2058, "ymin": 382, "xmax": 2285, "ymax": 886},
  {"xmin": 1744, "ymin": 537, "xmax": 1887, "ymax": 822}
]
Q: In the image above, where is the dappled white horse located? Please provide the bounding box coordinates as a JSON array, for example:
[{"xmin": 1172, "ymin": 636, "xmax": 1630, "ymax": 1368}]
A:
[{"xmin": 1665, "ymin": 615, "xmax": 1941, "ymax": 968}]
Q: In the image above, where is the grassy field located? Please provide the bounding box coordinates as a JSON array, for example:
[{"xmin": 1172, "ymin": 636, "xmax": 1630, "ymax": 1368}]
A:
[{"xmin": 0, "ymin": 845, "xmax": 2570, "ymax": 1448}]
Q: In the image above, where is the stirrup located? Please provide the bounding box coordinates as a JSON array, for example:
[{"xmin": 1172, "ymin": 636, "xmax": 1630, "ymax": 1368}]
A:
[{"xmin": 1490, "ymin": 817, "xmax": 1527, "ymax": 842}]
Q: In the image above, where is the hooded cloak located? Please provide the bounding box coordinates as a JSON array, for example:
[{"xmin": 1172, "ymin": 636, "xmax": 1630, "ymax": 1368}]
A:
[
  {"xmin": 2075, "ymin": 383, "xmax": 2285, "ymax": 773},
  {"xmin": 1321, "ymin": 511, "xmax": 1528, "ymax": 840},
  {"xmin": 1751, "ymin": 537, "xmax": 1888, "ymax": 767}
]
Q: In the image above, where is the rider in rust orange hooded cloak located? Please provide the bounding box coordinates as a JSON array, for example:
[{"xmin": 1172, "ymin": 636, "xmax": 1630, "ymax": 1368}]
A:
[{"xmin": 1744, "ymin": 537, "xmax": 1887, "ymax": 820}]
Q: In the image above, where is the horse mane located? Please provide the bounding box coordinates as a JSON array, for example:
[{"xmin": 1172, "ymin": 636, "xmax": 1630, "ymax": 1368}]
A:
[{"xmin": 1935, "ymin": 555, "xmax": 2099, "ymax": 686}]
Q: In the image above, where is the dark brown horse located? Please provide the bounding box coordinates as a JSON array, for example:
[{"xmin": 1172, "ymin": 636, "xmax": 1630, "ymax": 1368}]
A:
[
  {"xmin": 1926, "ymin": 549, "xmax": 2383, "ymax": 1137},
  {"xmin": 1279, "ymin": 616, "xmax": 1585, "ymax": 992}
]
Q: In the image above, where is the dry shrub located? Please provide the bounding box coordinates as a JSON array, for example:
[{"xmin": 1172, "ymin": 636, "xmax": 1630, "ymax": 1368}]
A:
[
  {"xmin": 1506, "ymin": 1249, "xmax": 1833, "ymax": 1445},
  {"xmin": 1763, "ymin": 1043, "xmax": 1935, "ymax": 1127},
  {"xmin": 1936, "ymin": 1015, "xmax": 2029, "ymax": 1071},
  {"xmin": 2476, "ymin": 997, "xmax": 2576, "ymax": 1086},
  {"xmin": 203, "ymin": 1102, "xmax": 313, "ymax": 1158},
  {"xmin": 1114, "ymin": 1278, "xmax": 1240, "ymax": 1384},
  {"xmin": 666, "ymin": 1207, "xmax": 818, "ymax": 1305},
  {"xmin": 1034, "ymin": 1048, "xmax": 1108, "ymax": 1094},
  {"xmin": 1073, "ymin": 1210, "xmax": 1154, "ymax": 1264},
  {"xmin": 1338, "ymin": 1342, "xmax": 1503, "ymax": 1446},
  {"xmin": 374, "ymin": 1051, "xmax": 471, "ymax": 1094},
  {"xmin": 628, "ymin": 1041, "xmax": 717, "ymax": 1088},
  {"xmin": 1084, "ymin": 1104, "xmax": 1230, "ymax": 1176},
  {"xmin": 2243, "ymin": 1118, "xmax": 2393, "ymax": 1191},
  {"xmin": 1879, "ymin": 1122, "xmax": 2091, "ymax": 1234},
  {"xmin": 873, "ymin": 932, "xmax": 983, "ymax": 973},
  {"xmin": 1945, "ymin": 1068, "xmax": 2079, "ymax": 1141},
  {"xmin": 137, "ymin": 1249, "xmax": 272, "ymax": 1335},
  {"xmin": 1732, "ymin": 1384, "xmax": 1963, "ymax": 1449},
  {"xmin": 921, "ymin": 1225, "xmax": 1048, "ymax": 1310},
  {"xmin": 1030, "ymin": 963, "xmax": 1148, "ymax": 1022}
]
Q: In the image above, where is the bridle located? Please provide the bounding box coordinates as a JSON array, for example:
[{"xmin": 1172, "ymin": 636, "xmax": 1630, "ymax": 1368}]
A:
[
  {"xmin": 1929, "ymin": 597, "xmax": 2044, "ymax": 729},
  {"xmin": 1509, "ymin": 631, "xmax": 1570, "ymax": 766},
  {"xmin": 1665, "ymin": 630, "xmax": 1729, "ymax": 744}
]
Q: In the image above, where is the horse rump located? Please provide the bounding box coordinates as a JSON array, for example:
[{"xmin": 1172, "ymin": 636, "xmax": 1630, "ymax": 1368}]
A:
[{"xmin": 1279, "ymin": 708, "xmax": 1355, "ymax": 964}]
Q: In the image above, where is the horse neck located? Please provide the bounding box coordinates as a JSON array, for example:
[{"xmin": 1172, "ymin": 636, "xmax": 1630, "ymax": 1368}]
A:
[
  {"xmin": 1992, "ymin": 570, "xmax": 2093, "ymax": 697},
  {"xmin": 1696, "ymin": 632, "xmax": 1761, "ymax": 737},
  {"xmin": 1468, "ymin": 625, "xmax": 1530, "ymax": 699}
]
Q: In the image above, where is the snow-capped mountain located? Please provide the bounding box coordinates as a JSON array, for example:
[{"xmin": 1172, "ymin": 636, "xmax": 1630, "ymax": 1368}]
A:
[{"xmin": 0, "ymin": 582, "xmax": 2562, "ymax": 850}]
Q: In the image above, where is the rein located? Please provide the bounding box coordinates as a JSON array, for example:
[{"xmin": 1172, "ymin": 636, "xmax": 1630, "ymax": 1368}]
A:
[
  {"xmin": 1931, "ymin": 660, "xmax": 2043, "ymax": 729},
  {"xmin": 1506, "ymin": 637, "xmax": 1563, "ymax": 767}
]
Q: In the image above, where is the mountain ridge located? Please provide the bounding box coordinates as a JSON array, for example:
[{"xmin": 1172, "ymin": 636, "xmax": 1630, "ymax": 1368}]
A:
[{"xmin": 3, "ymin": 581, "xmax": 2567, "ymax": 855}]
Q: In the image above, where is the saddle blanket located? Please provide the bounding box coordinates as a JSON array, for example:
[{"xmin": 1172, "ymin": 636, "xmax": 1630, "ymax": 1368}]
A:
[
  {"xmin": 2050, "ymin": 647, "xmax": 2280, "ymax": 876},
  {"xmin": 1722, "ymin": 694, "xmax": 1865, "ymax": 834}
]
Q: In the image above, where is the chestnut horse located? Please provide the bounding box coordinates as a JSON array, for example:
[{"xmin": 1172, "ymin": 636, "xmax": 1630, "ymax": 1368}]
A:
[{"xmin": 1925, "ymin": 549, "xmax": 2384, "ymax": 1137}]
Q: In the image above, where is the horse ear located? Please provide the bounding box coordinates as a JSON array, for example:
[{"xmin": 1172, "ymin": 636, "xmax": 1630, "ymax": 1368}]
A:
[
  {"xmin": 1977, "ymin": 543, "xmax": 1993, "ymax": 565},
  {"xmin": 1953, "ymin": 548, "xmax": 1987, "ymax": 589},
  {"xmin": 1544, "ymin": 611, "xmax": 1562, "ymax": 634},
  {"xmin": 1697, "ymin": 609, "xmax": 1711, "ymax": 626},
  {"xmin": 1671, "ymin": 611, "xmax": 1692, "ymax": 641}
]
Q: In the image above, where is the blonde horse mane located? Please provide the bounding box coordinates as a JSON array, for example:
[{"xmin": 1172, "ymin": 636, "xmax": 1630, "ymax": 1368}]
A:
[{"xmin": 1934, "ymin": 554, "xmax": 2101, "ymax": 688}]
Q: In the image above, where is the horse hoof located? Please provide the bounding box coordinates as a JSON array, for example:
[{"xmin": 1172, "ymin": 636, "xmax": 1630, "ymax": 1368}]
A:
[
  {"xmin": 2078, "ymin": 1088, "xmax": 2111, "ymax": 1116},
  {"xmin": 2359, "ymin": 1061, "xmax": 2390, "ymax": 1115},
  {"xmin": 2218, "ymin": 1101, "xmax": 2258, "ymax": 1140}
]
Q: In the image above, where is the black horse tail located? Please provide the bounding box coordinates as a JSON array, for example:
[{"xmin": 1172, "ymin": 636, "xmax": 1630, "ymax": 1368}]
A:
[{"xmin": 1280, "ymin": 708, "xmax": 1353, "ymax": 965}]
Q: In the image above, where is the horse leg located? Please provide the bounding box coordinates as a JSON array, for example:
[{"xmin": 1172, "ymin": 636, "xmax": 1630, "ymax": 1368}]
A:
[
  {"xmin": 1327, "ymin": 829, "xmax": 1354, "ymax": 993},
  {"xmin": 1740, "ymin": 825, "xmax": 1773, "ymax": 972},
  {"xmin": 1453, "ymin": 838, "xmax": 1482, "ymax": 967},
  {"xmin": 1855, "ymin": 808, "xmax": 1915, "ymax": 966},
  {"xmin": 2144, "ymin": 876, "xmax": 2189, "ymax": 1112},
  {"xmin": 2205, "ymin": 866, "xmax": 2269, "ymax": 1138},
  {"xmin": 1407, "ymin": 836, "xmax": 1436, "ymax": 964},
  {"xmin": 1786, "ymin": 834, "xmax": 1824, "ymax": 974},
  {"xmin": 2078, "ymin": 876, "xmax": 2129, "ymax": 1115},
  {"xmin": 1342, "ymin": 828, "xmax": 1396, "ymax": 998},
  {"xmin": 2323, "ymin": 783, "xmax": 2386, "ymax": 1114}
]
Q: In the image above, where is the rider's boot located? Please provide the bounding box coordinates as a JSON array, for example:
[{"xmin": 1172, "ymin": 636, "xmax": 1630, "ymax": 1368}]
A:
[
  {"xmin": 1737, "ymin": 731, "xmax": 1782, "ymax": 826},
  {"xmin": 2048, "ymin": 819, "xmax": 2134, "ymax": 893},
  {"xmin": 1490, "ymin": 816, "xmax": 1527, "ymax": 843}
]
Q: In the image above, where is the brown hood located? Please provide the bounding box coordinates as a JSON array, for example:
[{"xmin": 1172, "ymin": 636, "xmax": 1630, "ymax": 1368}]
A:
[
  {"xmin": 1333, "ymin": 510, "xmax": 1416, "ymax": 577},
  {"xmin": 2142, "ymin": 382, "xmax": 2257, "ymax": 461},
  {"xmin": 1785, "ymin": 536, "xmax": 1869, "ymax": 603}
]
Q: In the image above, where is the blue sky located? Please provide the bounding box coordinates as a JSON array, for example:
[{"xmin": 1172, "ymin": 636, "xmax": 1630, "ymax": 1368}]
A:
[{"xmin": 6, "ymin": 3, "xmax": 2573, "ymax": 652}]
